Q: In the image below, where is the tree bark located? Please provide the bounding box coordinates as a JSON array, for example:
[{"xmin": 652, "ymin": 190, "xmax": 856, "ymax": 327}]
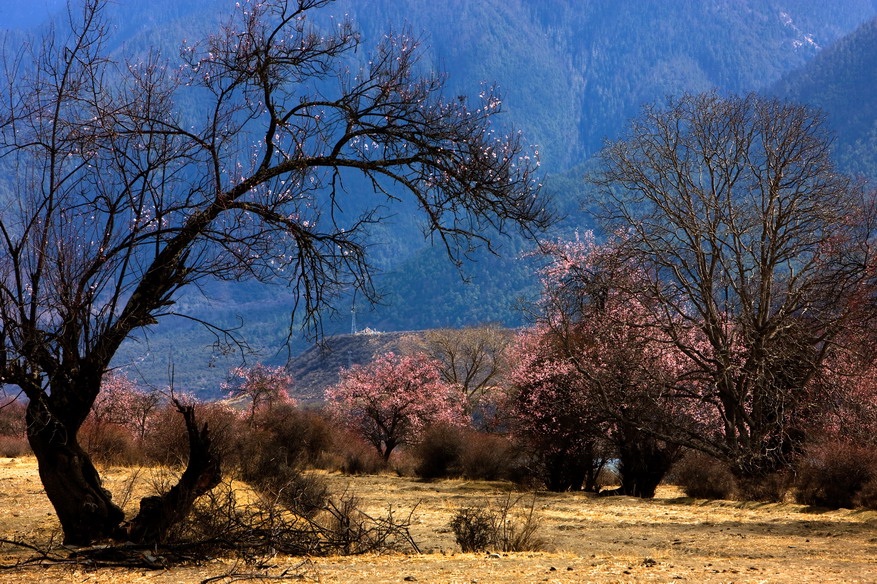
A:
[
  {"xmin": 127, "ymin": 401, "xmax": 221, "ymax": 544},
  {"xmin": 26, "ymin": 398, "xmax": 125, "ymax": 545},
  {"xmin": 27, "ymin": 394, "xmax": 221, "ymax": 546},
  {"xmin": 613, "ymin": 425, "xmax": 680, "ymax": 498}
]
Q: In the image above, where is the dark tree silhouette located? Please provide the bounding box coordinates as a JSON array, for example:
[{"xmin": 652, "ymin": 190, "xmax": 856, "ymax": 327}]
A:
[{"xmin": 0, "ymin": 0, "xmax": 546, "ymax": 544}]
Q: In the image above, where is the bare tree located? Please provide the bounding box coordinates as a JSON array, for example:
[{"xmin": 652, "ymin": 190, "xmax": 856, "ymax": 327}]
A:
[
  {"xmin": 0, "ymin": 0, "xmax": 546, "ymax": 544},
  {"xmin": 591, "ymin": 92, "xmax": 875, "ymax": 479},
  {"xmin": 409, "ymin": 324, "xmax": 512, "ymax": 414}
]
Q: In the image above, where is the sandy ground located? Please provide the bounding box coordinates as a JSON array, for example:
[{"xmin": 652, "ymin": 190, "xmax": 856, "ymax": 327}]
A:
[{"xmin": 1, "ymin": 457, "xmax": 877, "ymax": 583}]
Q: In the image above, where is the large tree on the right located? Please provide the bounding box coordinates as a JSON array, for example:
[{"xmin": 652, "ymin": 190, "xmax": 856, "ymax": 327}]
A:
[{"xmin": 593, "ymin": 92, "xmax": 876, "ymax": 480}]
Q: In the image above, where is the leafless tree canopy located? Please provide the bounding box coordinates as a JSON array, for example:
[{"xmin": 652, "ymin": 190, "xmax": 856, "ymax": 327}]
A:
[
  {"xmin": 0, "ymin": 0, "xmax": 546, "ymax": 544},
  {"xmin": 592, "ymin": 92, "xmax": 875, "ymax": 477},
  {"xmin": 410, "ymin": 324, "xmax": 512, "ymax": 406}
]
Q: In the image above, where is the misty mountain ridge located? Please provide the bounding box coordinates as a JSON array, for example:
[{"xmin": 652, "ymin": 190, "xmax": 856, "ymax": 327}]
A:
[{"xmin": 6, "ymin": 1, "xmax": 877, "ymax": 396}]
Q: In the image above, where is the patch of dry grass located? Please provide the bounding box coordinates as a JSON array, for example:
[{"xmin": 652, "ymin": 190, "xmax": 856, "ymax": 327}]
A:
[{"xmin": 1, "ymin": 457, "xmax": 877, "ymax": 583}]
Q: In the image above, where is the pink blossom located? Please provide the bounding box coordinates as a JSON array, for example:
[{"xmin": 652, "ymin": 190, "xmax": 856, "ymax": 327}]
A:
[
  {"xmin": 325, "ymin": 352, "xmax": 467, "ymax": 462},
  {"xmin": 222, "ymin": 363, "xmax": 294, "ymax": 424}
]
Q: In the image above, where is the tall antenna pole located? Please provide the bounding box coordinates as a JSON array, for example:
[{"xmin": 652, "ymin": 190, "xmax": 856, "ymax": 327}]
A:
[{"xmin": 351, "ymin": 297, "xmax": 358, "ymax": 335}]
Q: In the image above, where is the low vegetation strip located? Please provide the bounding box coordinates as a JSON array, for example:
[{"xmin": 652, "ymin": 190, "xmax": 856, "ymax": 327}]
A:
[{"xmin": 1, "ymin": 457, "xmax": 875, "ymax": 583}]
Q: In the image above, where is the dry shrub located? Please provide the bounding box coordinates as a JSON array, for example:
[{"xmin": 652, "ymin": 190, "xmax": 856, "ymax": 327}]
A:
[
  {"xmin": 794, "ymin": 441, "xmax": 877, "ymax": 509},
  {"xmin": 450, "ymin": 506, "xmax": 494, "ymax": 552},
  {"xmin": 672, "ymin": 451, "xmax": 735, "ymax": 500},
  {"xmin": 390, "ymin": 448, "xmax": 418, "ymax": 477},
  {"xmin": 79, "ymin": 419, "xmax": 143, "ymax": 466},
  {"xmin": 450, "ymin": 494, "xmax": 544, "ymax": 553},
  {"xmin": 0, "ymin": 435, "xmax": 30, "ymax": 457},
  {"xmin": 254, "ymin": 405, "xmax": 335, "ymax": 467},
  {"xmin": 171, "ymin": 480, "xmax": 419, "ymax": 563},
  {"xmin": 735, "ymin": 471, "xmax": 791, "ymax": 503},
  {"xmin": 0, "ymin": 400, "xmax": 29, "ymax": 457},
  {"xmin": 265, "ymin": 468, "xmax": 329, "ymax": 519},
  {"xmin": 414, "ymin": 423, "xmax": 466, "ymax": 479},
  {"xmin": 333, "ymin": 431, "xmax": 385, "ymax": 475},
  {"xmin": 413, "ymin": 428, "xmax": 525, "ymax": 481},
  {"xmin": 853, "ymin": 476, "xmax": 877, "ymax": 509},
  {"xmin": 144, "ymin": 402, "xmax": 241, "ymax": 467},
  {"xmin": 141, "ymin": 405, "xmax": 194, "ymax": 466},
  {"xmin": 234, "ymin": 430, "xmax": 329, "ymax": 518},
  {"xmin": 460, "ymin": 432, "xmax": 522, "ymax": 481},
  {"xmin": 0, "ymin": 400, "xmax": 26, "ymax": 436}
]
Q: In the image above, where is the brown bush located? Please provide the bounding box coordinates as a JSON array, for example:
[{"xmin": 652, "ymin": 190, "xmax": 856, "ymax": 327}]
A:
[
  {"xmin": 460, "ymin": 432, "xmax": 523, "ymax": 482},
  {"xmin": 144, "ymin": 401, "xmax": 241, "ymax": 467},
  {"xmin": 79, "ymin": 419, "xmax": 143, "ymax": 466},
  {"xmin": 794, "ymin": 441, "xmax": 877, "ymax": 509},
  {"xmin": 141, "ymin": 405, "xmax": 194, "ymax": 466},
  {"xmin": 450, "ymin": 506, "xmax": 494, "ymax": 552},
  {"xmin": 450, "ymin": 494, "xmax": 544, "ymax": 553},
  {"xmin": 253, "ymin": 404, "xmax": 336, "ymax": 467},
  {"xmin": 172, "ymin": 480, "xmax": 419, "ymax": 562},
  {"xmin": 735, "ymin": 471, "xmax": 791, "ymax": 503},
  {"xmin": 0, "ymin": 435, "xmax": 30, "ymax": 458},
  {"xmin": 0, "ymin": 400, "xmax": 29, "ymax": 458},
  {"xmin": 409, "ymin": 427, "xmax": 530, "ymax": 481},
  {"xmin": 241, "ymin": 454, "xmax": 328, "ymax": 518},
  {"xmin": 414, "ymin": 423, "xmax": 466, "ymax": 479},
  {"xmin": 333, "ymin": 431, "xmax": 385, "ymax": 475},
  {"xmin": 0, "ymin": 400, "xmax": 26, "ymax": 437},
  {"xmin": 671, "ymin": 451, "xmax": 735, "ymax": 500},
  {"xmin": 853, "ymin": 476, "xmax": 877, "ymax": 510}
]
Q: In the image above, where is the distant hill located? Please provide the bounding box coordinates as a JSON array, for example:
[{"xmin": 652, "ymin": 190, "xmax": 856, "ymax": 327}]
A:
[
  {"xmin": 287, "ymin": 331, "xmax": 417, "ymax": 403},
  {"xmin": 773, "ymin": 17, "xmax": 877, "ymax": 178},
  {"xmin": 335, "ymin": 0, "xmax": 877, "ymax": 170}
]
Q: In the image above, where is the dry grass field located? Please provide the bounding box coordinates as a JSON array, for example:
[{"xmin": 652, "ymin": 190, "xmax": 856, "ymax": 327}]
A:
[{"xmin": 1, "ymin": 456, "xmax": 876, "ymax": 583}]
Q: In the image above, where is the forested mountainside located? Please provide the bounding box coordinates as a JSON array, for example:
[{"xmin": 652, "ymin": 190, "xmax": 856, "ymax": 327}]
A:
[
  {"xmin": 336, "ymin": 0, "xmax": 877, "ymax": 171},
  {"xmin": 773, "ymin": 17, "xmax": 877, "ymax": 178},
  {"xmin": 6, "ymin": 1, "xmax": 877, "ymax": 395},
  {"xmin": 6, "ymin": 0, "xmax": 874, "ymax": 172}
]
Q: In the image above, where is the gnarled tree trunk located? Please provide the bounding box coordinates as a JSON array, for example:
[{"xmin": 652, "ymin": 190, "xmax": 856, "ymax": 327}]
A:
[
  {"xmin": 127, "ymin": 401, "xmax": 222, "ymax": 544},
  {"xmin": 26, "ymin": 396, "xmax": 125, "ymax": 545},
  {"xmin": 27, "ymin": 394, "xmax": 221, "ymax": 546},
  {"xmin": 613, "ymin": 424, "xmax": 680, "ymax": 498}
]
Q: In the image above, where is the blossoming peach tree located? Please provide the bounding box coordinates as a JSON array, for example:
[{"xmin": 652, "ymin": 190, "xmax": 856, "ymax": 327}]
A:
[{"xmin": 325, "ymin": 352, "xmax": 466, "ymax": 462}]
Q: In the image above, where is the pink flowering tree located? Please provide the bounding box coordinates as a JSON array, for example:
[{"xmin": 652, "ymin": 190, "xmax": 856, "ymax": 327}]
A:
[
  {"xmin": 222, "ymin": 363, "xmax": 294, "ymax": 425},
  {"xmin": 504, "ymin": 326, "xmax": 611, "ymax": 492},
  {"xmin": 803, "ymin": 329, "xmax": 877, "ymax": 446},
  {"xmin": 513, "ymin": 233, "xmax": 713, "ymax": 496},
  {"xmin": 592, "ymin": 93, "xmax": 877, "ymax": 480},
  {"xmin": 326, "ymin": 352, "xmax": 466, "ymax": 462},
  {"xmin": 90, "ymin": 372, "xmax": 162, "ymax": 441}
]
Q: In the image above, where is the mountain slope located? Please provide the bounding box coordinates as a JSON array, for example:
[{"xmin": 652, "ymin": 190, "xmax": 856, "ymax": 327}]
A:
[
  {"xmin": 334, "ymin": 0, "xmax": 877, "ymax": 169},
  {"xmin": 773, "ymin": 17, "xmax": 877, "ymax": 177},
  {"xmin": 7, "ymin": 0, "xmax": 877, "ymax": 395}
]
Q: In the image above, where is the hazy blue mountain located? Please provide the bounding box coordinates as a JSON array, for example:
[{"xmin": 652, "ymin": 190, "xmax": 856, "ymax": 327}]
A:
[
  {"xmin": 332, "ymin": 0, "xmax": 877, "ymax": 171},
  {"xmin": 7, "ymin": 1, "xmax": 877, "ymax": 394},
  {"xmin": 11, "ymin": 0, "xmax": 872, "ymax": 172},
  {"xmin": 773, "ymin": 17, "xmax": 877, "ymax": 178}
]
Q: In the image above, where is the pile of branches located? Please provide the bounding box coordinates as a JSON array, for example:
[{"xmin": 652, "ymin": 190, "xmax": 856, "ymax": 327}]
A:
[
  {"xmin": 174, "ymin": 480, "xmax": 420, "ymax": 563},
  {"xmin": 1, "ymin": 481, "xmax": 418, "ymax": 572}
]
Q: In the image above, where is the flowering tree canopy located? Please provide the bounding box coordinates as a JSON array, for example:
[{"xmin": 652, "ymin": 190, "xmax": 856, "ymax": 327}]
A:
[
  {"xmin": 222, "ymin": 363, "xmax": 294, "ymax": 424},
  {"xmin": 91, "ymin": 372, "xmax": 161, "ymax": 440},
  {"xmin": 326, "ymin": 352, "xmax": 466, "ymax": 461},
  {"xmin": 508, "ymin": 233, "xmax": 706, "ymax": 494},
  {"xmin": 592, "ymin": 92, "xmax": 877, "ymax": 478}
]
